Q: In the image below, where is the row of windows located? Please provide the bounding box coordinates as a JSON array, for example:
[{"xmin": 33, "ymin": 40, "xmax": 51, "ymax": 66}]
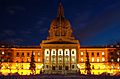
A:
[
  {"xmin": 111, "ymin": 58, "xmax": 120, "ymax": 62},
  {"xmin": 80, "ymin": 65, "xmax": 120, "ymax": 70},
  {"xmin": 46, "ymin": 51, "xmax": 75, "ymax": 55},
  {"xmin": 0, "ymin": 51, "xmax": 11, "ymax": 55},
  {"xmin": 80, "ymin": 52, "xmax": 105, "ymax": 56},
  {"xmin": 45, "ymin": 65, "xmax": 75, "ymax": 70},
  {"xmin": 16, "ymin": 52, "xmax": 40, "ymax": 57},
  {"xmin": 16, "ymin": 58, "xmax": 41, "ymax": 62},
  {"xmin": 51, "ymin": 58, "xmax": 75, "ymax": 62},
  {"xmin": 81, "ymin": 57, "xmax": 105, "ymax": 62}
]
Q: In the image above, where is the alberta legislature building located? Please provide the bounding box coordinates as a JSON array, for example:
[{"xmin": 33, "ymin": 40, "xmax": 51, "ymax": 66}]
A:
[{"xmin": 0, "ymin": 1, "xmax": 120, "ymax": 75}]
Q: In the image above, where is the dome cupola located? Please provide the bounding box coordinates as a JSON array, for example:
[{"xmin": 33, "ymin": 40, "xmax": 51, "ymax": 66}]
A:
[{"xmin": 47, "ymin": 0, "xmax": 74, "ymax": 40}]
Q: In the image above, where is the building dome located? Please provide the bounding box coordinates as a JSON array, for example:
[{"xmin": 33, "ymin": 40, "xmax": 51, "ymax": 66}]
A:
[
  {"xmin": 47, "ymin": 2, "xmax": 74, "ymax": 40},
  {"xmin": 50, "ymin": 17, "xmax": 71, "ymax": 29}
]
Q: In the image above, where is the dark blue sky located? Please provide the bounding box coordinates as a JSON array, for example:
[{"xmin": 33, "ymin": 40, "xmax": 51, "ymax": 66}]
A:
[{"xmin": 0, "ymin": 0, "xmax": 120, "ymax": 46}]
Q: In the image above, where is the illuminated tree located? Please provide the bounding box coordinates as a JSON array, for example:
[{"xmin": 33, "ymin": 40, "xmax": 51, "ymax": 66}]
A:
[
  {"xmin": 85, "ymin": 51, "xmax": 91, "ymax": 75},
  {"xmin": 29, "ymin": 51, "xmax": 36, "ymax": 75},
  {"xmin": 0, "ymin": 60, "xmax": 2, "ymax": 74}
]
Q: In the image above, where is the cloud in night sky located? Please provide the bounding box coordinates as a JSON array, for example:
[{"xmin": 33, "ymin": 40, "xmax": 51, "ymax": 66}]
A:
[
  {"xmin": 1, "ymin": 30, "xmax": 15, "ymax": 37},
  {"xmin": 6, "ymin": 6, "xmax": 25, "ymax": 15}
]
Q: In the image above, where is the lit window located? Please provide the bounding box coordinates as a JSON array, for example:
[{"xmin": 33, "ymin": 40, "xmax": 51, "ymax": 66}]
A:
[
  {"xmin": 2, "ymin": 59, "xmax": 4, "ymax": 62},
  {"xmin": 2, "ymin": 51, "xmax": 4, "ymax": 54},
  {"xmin": 38, "ymin": 58, "xmax": 40, "ymax": 62},
  {"xmin": 26, "ymin": 65, "xmax": 29, "ymax": 69},
  {"xmin": 117, "ymin": 52, "xmax": 119, "ymax": 55},
  {"xmin": 117, "ymin": 58, "xmax": 120, "ymax": 62},
  {"xmin": 97, "ymin": 58, "xmax": 99, "ymax": 62},
  {"xmin": 38, "ymin": 65, "xmax": 40, "ymax": 69},
  {"xmin": 81, "ymin": 52, "xmax": 83, "ymax": 55},
  {"xmin": 33, "ymin": 52, "xmax": 35, "ymax": 55},
  {"xmin": 98, "ymin": 65, "xmax": 100, "ymax": 69},
  {"xmin": 81, "ymin": 58, "xmax": 83, "ymax": 62},
  {"xmin": 38, "ymin": 52, "xmax": 40, "ymax": 56},
  {"xmin": 103, "ymin": 65, "xmax": 106, "ymax": 69},
  {"xmin": 117, "ymin": 45, "xmax": 119, "ymax": 47},
  {"xmin": 92, "ymin": 58, "xmax": 94, "ymax": 62},
  {"xmin": 27, "ymin": 58, "xmax": 30, "ymax": 62},
  {"xmin": 111, "ymin": 59, "xmax": 114, "ymax": 62},
  {"xmin": 72, "ymin": 58, "xmax": 75, "ymax": 62},
  {"xmin": 46, "ymin": 57, "xmax": 49, "ymax": 61},
  {"xmin": 102, "ymin": 52, "xmax": 105, "ymax": 56},
  {"xmin": 112, "ymin": 65, "xmax": 114, "ymax": 69},
  {"xmin": 102, "ymin": 58, "xmax": 105, "ymax": 62},
  {"xmin": 59, "ymin": 58, "xmax": 62, "ymax": 61},
  {"xmin": 118, "ymin": 66, "xmax": 120, "ymax": 69},
  {"xmin": 52, "ymin": 56, "xmax": 55, "ymax": 62}
]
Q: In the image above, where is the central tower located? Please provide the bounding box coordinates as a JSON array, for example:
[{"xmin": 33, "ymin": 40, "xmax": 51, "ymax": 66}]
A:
[
  {"xmin": 41, "ymin": 0, "xmax": 80, "ymax": 74},
  {"xmin": 47, "ymin": 1, "xmax": 74, "ymax": 40}
]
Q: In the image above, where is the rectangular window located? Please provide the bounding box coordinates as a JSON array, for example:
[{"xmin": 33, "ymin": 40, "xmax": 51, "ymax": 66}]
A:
[
  {"xmin": 92, "ymin": 58, "xmax": 94, "ymax": 62},
  {"xmin": 33, "ymin": 52, "xmax": 35, "ymax": 55},
  {"xmin": 46, "ymin": 57, "xmax": 49, "ymax": 61},
  {"xmin": 72, "ymin": 65, "xmax": 74, "ymax": 69},
  {"xmin": 46, "ymin": 65, "xmax": 48, "ymax": 68},
  {"xmin": 38, "ymin": 58, "xmax": 40, "ymax": 62},
  {"xmin": 38, "ymin": 52, "xmax": 40, "ymax": 57},
  {"xmin": 81, "ymin": 58, "xmax": 83, "ymax": 62},
  {"xmin": 65, "ymin": 66, "xmax": 69, "ymax": 70},
  {"xmin": 52, "ymin": 66, "xmax": 55, "ymax": 70},
  {"xmin": 21, "ymin": 52, "xmax": 24, "ymax": 57},
  {"xmin": 72, "ymin": 51, "xmax": 74, "ymax": 54},
  {"xmin": 102, "ymin": 58, "xmax": 105, "ymax": 62},
  {"xmin": 59, "ymin": 66, "xmax": 62, "ymax": 70},
  {"xmin": 97, "ymin": 52, "xmax": 99, "ymax": 57},
  {"xmin": 59, "ymin": 51, "xmax": 61, "ymax": 54},
  {"xmin": 52, "ymin": 56, "xmax": 55, "ymax": 62},
  {"xmin": 59, "ymin": 57, "xmax": 62, "ymax": 62},
  {"xmin": 102, "ymin": 52, "xmax": 105, "ymax": 57},
  {"xmin": 97, "ymin": 58, "xmax": 99, "ymax": 62},
  {"xmin": 66, "ymin": 51, "xmax": 68, "ymax": 54},
  {"xmin": 81, "ymin": 52, "xmax": 83, "ymax": 55},
  {"xmin": 27, "ymin": 53, "xmax": 30, "ymax": 57},
  {"xmin": 92, "ymin": 52, "xmax": 94, "ymax": 57},
  {"xmin": 117, "ymin": 52, "xmax": 119, "ymax": 55},
  {"xmin": 53, "ymin": 51, "xmax": 55, "ymax": 54},
  {"xmin": 72, "ymin": 58, "xmax": 75, "ymax": 62},
  {"xmin": 16, "ymin": 52, "xmax": 19, "ymax": 57},
  {"xmin": 47, "ymin": 51, "xmax": 49, "ymax": 54},
  {"xmin": 2, "ymin": 51, "xmax": 4, "ymax": 54}
]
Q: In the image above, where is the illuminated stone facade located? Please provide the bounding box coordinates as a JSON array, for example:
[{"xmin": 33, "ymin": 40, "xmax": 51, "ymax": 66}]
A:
[{"xmin": 0, "ymin": 1, "xmax": 120, "ymax": 75}]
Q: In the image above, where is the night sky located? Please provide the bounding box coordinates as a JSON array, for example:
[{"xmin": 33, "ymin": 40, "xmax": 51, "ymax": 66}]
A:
[{"xmin": 0, "ymin": 0, "xmax": 120, "ymax": 46}]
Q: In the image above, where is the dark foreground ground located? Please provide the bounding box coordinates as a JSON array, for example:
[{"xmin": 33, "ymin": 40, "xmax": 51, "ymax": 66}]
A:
[{"xmin": 0, "ymin": 74, "xmax": 120, "ymax": 79}]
